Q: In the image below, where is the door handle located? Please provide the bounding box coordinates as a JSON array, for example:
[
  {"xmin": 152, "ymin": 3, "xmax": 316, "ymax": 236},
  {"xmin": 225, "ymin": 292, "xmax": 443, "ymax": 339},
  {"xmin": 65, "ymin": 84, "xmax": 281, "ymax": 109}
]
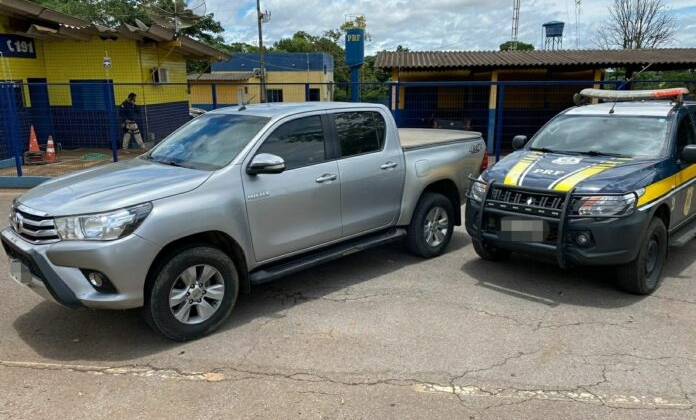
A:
[
  {"xmin": 380, "ymin": 161, "xmax": 398, "ymax": 170},
  {"xmin": 315, "ymin": 173, "xmax": 337, "ymax": 183}
]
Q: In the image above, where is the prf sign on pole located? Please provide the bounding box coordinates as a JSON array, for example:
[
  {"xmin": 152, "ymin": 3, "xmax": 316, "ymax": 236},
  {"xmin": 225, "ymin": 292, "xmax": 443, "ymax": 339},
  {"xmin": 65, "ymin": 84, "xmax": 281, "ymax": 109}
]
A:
[{"xmin": 345, "ymin": 28, "xmax": 364, "ymax": 102}]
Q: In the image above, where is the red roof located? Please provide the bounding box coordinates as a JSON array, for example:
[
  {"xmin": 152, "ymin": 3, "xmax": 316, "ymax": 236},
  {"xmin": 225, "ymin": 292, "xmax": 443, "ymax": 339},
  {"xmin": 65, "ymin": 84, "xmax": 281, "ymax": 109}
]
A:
[{"xmin": 375, "ymin": 49, "xmax": 696, "ymax": 71}]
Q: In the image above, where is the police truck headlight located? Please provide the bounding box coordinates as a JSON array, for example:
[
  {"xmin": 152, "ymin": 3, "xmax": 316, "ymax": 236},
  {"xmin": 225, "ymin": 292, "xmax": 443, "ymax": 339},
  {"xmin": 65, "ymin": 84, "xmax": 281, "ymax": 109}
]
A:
[
  {"xmin": 55, "ymin": 203, "xmax": 152, "ymax": 241},
  {"xmin": 469, "ymin": 177, "xmax": 489, "ymax": 202},
  {"xmin": 574, "ymin": 193, "xmax": 637, "ymax": 217}
]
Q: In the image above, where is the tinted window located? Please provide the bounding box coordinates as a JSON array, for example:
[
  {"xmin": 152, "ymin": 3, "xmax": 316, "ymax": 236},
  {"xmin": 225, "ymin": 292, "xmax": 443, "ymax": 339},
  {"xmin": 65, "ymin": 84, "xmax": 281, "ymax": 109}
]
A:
[
  {"xmin": 334, "ymin": 111, "xmax": 386, "ymax": 157},
  {"xmin": 267, "ymin": 89, "xmax": 284, "ymax": 103},
  {"xmin": 675, "ymin": 114, "xmax": 696, "ymax": 159},
  {"xmin": 257, "ymin": 116, "xmax": 325, "ymax": 170}
]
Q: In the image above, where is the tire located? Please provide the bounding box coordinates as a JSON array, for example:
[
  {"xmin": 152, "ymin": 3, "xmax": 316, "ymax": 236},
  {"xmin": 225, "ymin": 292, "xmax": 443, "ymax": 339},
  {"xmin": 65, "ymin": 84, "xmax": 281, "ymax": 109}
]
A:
[
  {"xmin": 406, "ymin": 192, "xmax": 454, "ymax": 258},
  {"xmin": 143, "ymin": 246, "xmax": 239, "ymax": 341},
  {"xmin": 472, "ymin": 239, "xmax": 511, "ymax": 261},
  {"xmin": 616, "ymin": 218, "xmax": 667, "ymax": 295}
]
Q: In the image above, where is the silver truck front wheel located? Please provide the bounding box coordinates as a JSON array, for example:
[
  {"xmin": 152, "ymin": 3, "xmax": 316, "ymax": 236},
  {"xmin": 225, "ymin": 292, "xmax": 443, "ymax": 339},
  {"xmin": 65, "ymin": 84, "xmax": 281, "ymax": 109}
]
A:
[
  {"xmin": 169, "ymin": 264, "xmax": 225, "ymax": 324},
  {"xmin": 144, "ymin": 246, "xmax": 239, "ymax": 341},
  {"xmin": 406, "ymin": 192, "xmax": 454, "ymax": 258}
]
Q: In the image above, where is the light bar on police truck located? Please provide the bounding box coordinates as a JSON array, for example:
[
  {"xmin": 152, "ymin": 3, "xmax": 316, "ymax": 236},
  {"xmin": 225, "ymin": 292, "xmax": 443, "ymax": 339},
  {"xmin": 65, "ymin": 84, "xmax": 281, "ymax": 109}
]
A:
[{"xmin": 578, "ymin": 87, "xmax": 689, "ymax": 102}]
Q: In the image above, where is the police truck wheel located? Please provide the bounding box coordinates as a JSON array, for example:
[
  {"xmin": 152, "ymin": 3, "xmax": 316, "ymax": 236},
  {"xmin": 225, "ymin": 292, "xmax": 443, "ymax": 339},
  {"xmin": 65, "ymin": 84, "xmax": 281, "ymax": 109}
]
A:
[
  {"xmin": 406, "ymin": 192, "xmax": 454, "ymax": 258},
  {"xmin": 143, "ymin": 246, "xmax": 239, "ymax": 341},
  {"xmin": 616, "ymin": 218, "xmax": 667, "ymax": 295},
  {"xmin": 472, "ymin": 239, "xmax": 511, "ymax": 261}
]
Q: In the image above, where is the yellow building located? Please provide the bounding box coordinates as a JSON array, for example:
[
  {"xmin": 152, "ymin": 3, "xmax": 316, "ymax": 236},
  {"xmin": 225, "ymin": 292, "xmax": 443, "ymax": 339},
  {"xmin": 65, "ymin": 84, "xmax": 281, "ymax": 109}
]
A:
[
  {"xmin": 0, "ymin": 0, "xmax": 228, "ymax": 154},
  {"xmin": 189, "ymin": 53, "xmax": 334, "ymax": 109}
]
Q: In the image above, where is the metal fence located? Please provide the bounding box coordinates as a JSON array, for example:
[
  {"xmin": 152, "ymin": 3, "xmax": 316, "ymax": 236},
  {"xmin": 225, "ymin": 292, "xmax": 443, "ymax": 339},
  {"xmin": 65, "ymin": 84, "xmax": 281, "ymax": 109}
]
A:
[{"xmin": 1, "ymin": 79, "xmax": 694, "ymax": 185}]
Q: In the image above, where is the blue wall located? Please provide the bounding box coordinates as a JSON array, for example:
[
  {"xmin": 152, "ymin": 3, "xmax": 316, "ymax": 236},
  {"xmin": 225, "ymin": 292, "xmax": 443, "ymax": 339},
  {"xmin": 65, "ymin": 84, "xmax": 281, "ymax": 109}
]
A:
[{"xmin": 213, "ymin": 53, "xmax": 334, "ymax": 73}]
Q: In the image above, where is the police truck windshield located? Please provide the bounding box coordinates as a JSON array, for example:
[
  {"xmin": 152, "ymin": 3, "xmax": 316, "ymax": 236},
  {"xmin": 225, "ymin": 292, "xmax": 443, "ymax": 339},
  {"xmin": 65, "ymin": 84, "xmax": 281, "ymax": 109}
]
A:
[{"xmin": 530, "ymin": 115, "xmax": 670, "ymax": 158}]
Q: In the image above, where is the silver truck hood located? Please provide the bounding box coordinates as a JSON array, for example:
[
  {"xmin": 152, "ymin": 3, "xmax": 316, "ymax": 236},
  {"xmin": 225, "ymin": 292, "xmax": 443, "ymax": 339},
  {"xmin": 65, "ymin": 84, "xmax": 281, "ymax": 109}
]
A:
[{"xmin": 17, "ymin": 158, "xmax": 211, "ymax": 215}]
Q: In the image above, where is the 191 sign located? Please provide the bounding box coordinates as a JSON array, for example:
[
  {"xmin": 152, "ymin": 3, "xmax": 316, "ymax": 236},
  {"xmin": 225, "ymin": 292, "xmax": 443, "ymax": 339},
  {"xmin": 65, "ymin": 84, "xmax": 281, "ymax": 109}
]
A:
[{"xmin": 0, "ymin": 34, "xmax": 37, "ymax": 58}]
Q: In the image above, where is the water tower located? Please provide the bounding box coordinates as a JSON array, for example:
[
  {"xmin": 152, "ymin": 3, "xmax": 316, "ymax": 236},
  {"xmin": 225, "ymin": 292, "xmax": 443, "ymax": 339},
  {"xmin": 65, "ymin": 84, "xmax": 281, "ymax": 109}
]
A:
[{"xmin": 542, "ymin": 21, "xmax": 564, "ymax": 50}]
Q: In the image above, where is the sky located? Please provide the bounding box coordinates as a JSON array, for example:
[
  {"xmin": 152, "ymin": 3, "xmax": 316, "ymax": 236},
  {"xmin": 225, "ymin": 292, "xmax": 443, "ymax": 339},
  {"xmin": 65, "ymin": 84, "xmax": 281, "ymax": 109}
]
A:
[{"xmin": 202, "ymin": 0, "xmax": 696, "ymax": 55}]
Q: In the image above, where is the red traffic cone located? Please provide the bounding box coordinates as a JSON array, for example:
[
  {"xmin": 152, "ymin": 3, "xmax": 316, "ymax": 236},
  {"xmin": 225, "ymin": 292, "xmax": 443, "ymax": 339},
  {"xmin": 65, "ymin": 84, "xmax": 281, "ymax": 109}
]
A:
[
  {"xmin": 45, "ymin": 135, "xmax": 57, "ymax": 163},
  {"xmin": 28, "ymin": 125, "xmax": 40, "ymax": 152}
]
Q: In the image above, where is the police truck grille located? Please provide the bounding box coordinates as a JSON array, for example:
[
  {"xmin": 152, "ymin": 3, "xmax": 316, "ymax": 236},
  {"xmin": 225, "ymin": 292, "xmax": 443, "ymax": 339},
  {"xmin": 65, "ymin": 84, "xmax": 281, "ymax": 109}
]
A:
[
  {"xmin": 487, "ymin": 185, "xmax": 566, "ymax": 218},
  {"xmin": 9, "ymin": 206, "xmax": 59, "ymax": 244}
]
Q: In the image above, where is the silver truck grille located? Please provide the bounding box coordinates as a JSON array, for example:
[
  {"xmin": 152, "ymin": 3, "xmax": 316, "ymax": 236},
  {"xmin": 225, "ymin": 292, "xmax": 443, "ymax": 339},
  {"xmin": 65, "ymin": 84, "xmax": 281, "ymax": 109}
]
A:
[{"xmin": 9, "ymin": 205, "xmax": 60, "ymax": 244}]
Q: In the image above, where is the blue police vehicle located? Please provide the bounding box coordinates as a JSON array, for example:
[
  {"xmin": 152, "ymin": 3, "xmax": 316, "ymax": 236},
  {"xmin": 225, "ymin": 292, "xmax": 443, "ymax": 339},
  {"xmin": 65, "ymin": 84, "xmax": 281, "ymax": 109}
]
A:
[{"xmin": 466, "ymin": 88, "xmax": 696, "ymax": 294}]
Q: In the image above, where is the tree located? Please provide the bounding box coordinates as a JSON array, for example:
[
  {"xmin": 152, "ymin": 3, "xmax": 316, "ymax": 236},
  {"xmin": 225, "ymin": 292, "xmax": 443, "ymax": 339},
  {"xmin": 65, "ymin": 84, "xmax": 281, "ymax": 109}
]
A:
[
  {"xmin": 595, "ymin": 0, "xmax": 676, "ymax": 49},
  {"xmin": 499, "ymin": 41, "xmax": 535, "ymax": 51}
]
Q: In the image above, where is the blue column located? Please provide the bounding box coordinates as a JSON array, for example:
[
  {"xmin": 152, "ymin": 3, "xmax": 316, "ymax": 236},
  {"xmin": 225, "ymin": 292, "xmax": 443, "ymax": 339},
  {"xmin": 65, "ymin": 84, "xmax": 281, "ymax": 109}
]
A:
[
  {"xmin": 350, "ymin": 68, "xmax": 360, "ymax": 102},
  {"xmin": 0, "ymin": 83, "xmax": 23, "ymax": 176},
  {"xmin": 494, "ymin": 84, "xmax": 506, "ymax": 162}
]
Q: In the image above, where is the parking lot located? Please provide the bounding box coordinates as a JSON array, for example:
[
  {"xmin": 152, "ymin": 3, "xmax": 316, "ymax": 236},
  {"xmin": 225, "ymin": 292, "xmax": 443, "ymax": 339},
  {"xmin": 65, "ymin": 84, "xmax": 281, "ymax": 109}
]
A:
[{"xmin": 0, "ymin": 189, "xmax": 695, "ymax": 420}]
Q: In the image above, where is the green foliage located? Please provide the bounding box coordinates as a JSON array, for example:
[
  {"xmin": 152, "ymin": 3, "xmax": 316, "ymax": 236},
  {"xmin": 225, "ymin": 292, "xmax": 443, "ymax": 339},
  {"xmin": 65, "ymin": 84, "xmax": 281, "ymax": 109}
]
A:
[
  {"xmin": 499, "ymin": 41, "xmax": 535, "ymax": 51},
  {"xmin": 31, "ymin": 0, "xmax": 224, "ymax": 44},
  {"xmin": 361, "ymin": 56, "xmax": 390, "ymax": 102},
  {"xmin": 339, "ymin": 15, "xmax": 372, "ymax": 42}
]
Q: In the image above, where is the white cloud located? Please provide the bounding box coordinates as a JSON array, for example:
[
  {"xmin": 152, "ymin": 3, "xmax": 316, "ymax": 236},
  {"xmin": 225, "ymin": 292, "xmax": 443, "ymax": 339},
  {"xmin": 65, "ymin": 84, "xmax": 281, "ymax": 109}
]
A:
[{"xmin": 205, "ymin": 0, "xmax": 696, "ymax": 53}]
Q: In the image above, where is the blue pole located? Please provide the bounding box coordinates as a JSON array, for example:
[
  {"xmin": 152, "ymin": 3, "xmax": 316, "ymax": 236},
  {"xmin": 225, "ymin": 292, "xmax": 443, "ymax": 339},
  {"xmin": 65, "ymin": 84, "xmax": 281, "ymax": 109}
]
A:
[
  {"xmin": 212, "ymin": 83, "xmax": 218, "ymax": 108},
  {"xmin": 105, "ymin": 81, "xmax": 118, "ymax": 162},
  {"xmin": 393, "ymin": 82, "xmax": 400, "ymax": 126},
  {"xmin": 0, "ymin": 83, "xmax": 23, "ymax": 176},
  {"xmin": 350, "ymin": 68, "xmax": 360, "ymax": 102},
  {"xmin": 495, "ymin": 84, "xmax": 506, "ymax": 162}
]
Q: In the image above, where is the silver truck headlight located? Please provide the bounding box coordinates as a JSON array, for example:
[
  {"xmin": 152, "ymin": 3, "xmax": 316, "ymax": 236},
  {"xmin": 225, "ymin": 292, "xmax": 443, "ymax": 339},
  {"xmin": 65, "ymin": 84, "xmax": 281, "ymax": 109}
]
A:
[
  {"xmin": 55, "ymin": 203, "xmax": 152, "ymax": 241},
  {"xmin": 469, "ymin": 177, "xmax": 488, "ymax": 202},
  {"xmin": 575, "ymin": 193, "xmax": 637, "ymax": 217}
]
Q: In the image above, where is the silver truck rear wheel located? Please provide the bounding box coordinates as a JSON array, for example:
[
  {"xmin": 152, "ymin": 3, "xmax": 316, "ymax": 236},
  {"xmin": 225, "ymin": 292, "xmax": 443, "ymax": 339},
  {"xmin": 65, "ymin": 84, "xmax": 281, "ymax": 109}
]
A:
[
  {"xmin": 144, "ymin": 246, "xmax": 239, "ymax": 341},
  {"xmin": 616, "ymin": 218, "xmax": 667, "ymax": 295},
  {"xmin": 406, "ymin": 192, "xmax": 454, "ymax": 258}
]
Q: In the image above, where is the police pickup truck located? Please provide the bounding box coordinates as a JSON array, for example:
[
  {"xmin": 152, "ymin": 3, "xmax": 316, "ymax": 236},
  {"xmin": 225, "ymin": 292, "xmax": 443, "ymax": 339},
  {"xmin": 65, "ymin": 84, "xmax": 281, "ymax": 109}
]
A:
[
  {"xmin": 465, "ymin": 87, "xmax": 696, "ymax": 295},
  {"xmin": 3, "ymin": 102, "xmax": 487, "ymax": 341}
]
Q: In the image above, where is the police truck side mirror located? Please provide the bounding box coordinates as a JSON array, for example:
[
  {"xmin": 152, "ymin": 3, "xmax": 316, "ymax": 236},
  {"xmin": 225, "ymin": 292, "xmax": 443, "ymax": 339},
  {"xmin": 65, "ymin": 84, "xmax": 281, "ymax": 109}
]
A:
[
  {"xmin": 512, "ymin": 135, "xmax": 528, "ymax": 151},
  {"xmin": 682, "ymin": 145, "xmax": 696, "ymax": 164}
]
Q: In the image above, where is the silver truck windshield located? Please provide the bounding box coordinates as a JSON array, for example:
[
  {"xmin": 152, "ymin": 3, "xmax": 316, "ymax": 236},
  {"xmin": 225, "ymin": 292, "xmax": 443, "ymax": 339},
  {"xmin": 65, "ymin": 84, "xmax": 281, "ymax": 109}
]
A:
[
  {"xmin": 529, "ymin": 115, "xmax": 670, "ymax": 158},
  {"xmin": 147, "ymin": 113, "xmax": 270, "ymax": 170}
]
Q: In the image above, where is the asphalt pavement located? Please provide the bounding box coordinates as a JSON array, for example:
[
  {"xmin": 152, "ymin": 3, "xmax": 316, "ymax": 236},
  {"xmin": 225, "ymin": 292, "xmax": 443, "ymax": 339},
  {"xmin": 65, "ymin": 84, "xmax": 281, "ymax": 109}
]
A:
[{"xmin": 0, "ymin": 190, "xmax": 695, "ymax": 419}]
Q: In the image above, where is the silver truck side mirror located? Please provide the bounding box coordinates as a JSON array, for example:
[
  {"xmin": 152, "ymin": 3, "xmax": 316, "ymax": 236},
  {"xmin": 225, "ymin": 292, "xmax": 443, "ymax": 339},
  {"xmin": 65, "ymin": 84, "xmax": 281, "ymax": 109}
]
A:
[
  {"xmin": 247, "ymin": 153, "xmax": 286, "ymax": 175},
  {"xmin": 512, "ymin": 135, "xmax": 528, "ymax": 151}
]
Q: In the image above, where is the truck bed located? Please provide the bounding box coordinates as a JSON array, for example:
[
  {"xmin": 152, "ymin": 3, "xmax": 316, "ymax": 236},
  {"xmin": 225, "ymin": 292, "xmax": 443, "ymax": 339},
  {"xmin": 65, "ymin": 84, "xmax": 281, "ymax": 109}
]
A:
[{"xmin": 398, "ymin": 128, "xmax": 483, "ymax": 150}]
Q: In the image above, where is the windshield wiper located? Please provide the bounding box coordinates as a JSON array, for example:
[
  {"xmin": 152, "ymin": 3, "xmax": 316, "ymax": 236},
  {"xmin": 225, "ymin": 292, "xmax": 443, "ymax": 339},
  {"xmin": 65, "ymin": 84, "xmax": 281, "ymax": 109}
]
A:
[
  {"xmin": 152, "ymin": 158, "xmax": 184, "ymax": 167},
  {"xmin": 529, "ymin": 147, "xmax": 578, "ymax": 155},
  {"xmin": 575, "ymin": 150, "xmax": 630, "ymax": 158}
]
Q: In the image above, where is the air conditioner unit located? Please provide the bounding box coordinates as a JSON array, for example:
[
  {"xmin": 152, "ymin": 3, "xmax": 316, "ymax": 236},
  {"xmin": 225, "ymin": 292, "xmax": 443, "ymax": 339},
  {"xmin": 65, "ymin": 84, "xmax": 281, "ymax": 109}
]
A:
[
  {"xmin": 152, "ymin": 67, "xmax": 169, "ymax": 83},
  {"xmin": 252, "ymin": 67, "xmax": 261, "ymax": 76}
]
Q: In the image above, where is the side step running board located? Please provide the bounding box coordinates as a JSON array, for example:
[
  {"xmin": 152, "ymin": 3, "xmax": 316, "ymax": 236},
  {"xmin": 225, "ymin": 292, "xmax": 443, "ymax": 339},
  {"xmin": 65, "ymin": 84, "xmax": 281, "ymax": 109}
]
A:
[
  {"xmin": 249, "ymin": 228, "xmax": 407, "ymax": 285},
  {"xmin": 669, "ymin": 217, "xmax": 696, "ymax": 247}
]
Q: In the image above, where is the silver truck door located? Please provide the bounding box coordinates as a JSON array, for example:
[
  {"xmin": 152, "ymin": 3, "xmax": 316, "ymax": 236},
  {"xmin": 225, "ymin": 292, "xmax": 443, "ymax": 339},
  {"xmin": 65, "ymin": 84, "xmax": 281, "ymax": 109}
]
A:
[
  {"xmin": 332, "ymin": 110, "xmax": 405, "ymax": 237},
  {"xmin": 243, "ymin": 115, "xmax": 341, "ymax": 262}
]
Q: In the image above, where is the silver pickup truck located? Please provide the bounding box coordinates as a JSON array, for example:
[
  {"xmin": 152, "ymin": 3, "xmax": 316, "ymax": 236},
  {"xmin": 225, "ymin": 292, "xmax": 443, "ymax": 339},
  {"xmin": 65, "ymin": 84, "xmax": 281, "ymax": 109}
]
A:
[{"xmin": 2, "ymin": 102, "xmax": 487, "ymax": 340}]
